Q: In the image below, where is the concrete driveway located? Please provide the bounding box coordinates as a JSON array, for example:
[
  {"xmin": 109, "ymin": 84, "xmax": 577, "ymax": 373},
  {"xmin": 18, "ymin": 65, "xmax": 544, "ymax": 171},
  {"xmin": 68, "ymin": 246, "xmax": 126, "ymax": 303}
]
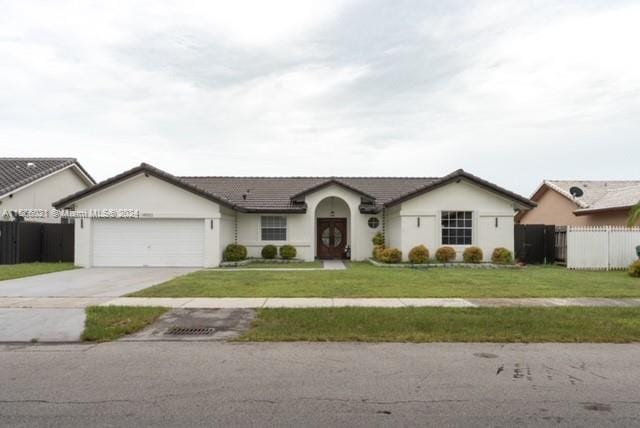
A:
[
  {"xmin": 0, "ymin": 267, "xmax": 196, "ymax": 342},
  {"xmin": 0, "ymin": 267, "xmax": 197, "ymax": 298}
]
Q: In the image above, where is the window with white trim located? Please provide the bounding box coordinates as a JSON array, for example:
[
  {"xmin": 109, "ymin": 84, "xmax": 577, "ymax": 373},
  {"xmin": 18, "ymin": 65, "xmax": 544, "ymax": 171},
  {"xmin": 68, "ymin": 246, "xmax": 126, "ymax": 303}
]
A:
[
  {"xmin": 441, "ymin": 211, "xmax": 472, "ymax": 245},
  {"xmin": 261, "ymin": 216, "xmax": 287, "ymax": 241}
]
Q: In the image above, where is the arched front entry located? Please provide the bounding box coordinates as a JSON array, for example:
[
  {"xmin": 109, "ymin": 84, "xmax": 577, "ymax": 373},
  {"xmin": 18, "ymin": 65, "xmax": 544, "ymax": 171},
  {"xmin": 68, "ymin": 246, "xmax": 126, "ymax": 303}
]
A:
[{"xmin": 315, "ymin": 196, "xmax": 351, "ymax": 259}]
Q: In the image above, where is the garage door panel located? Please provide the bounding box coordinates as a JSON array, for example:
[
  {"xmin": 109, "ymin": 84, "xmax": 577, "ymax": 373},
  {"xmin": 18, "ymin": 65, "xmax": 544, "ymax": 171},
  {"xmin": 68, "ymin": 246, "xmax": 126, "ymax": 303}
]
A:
[{"xmin": 92, "ymin": 219, "xmax": 204, "ymax": 267}]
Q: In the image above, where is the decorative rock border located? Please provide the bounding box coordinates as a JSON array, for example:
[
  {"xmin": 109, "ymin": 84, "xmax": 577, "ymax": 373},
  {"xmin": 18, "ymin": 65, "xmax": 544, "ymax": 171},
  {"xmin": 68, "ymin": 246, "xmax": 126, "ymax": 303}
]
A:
[
  {"xmin": 220, "ymin": 258, "xmax": 306, "ymax": 268},
  {"xmin": 368, "ymin": 258, "xmax": 522, "ymax": 269}
]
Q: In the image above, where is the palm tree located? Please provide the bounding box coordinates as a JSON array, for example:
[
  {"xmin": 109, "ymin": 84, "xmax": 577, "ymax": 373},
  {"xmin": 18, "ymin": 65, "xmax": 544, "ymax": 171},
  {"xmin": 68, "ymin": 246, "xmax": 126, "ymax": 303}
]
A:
[{"xmin": 629, "ymin": 203, "xmax": 640, "ymax": 227}]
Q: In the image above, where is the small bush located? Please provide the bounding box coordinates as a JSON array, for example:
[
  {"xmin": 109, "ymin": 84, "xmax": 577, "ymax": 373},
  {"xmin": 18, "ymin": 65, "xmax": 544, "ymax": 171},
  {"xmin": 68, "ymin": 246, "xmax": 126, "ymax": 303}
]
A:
[
  {"xmin": 372, "ymin": 232, "xmax": 385, "ymax": 246},
  {"xmin": 261, "ymin": 245, "xmax": 277, "ymax": 259},
  {"xmin": 372, "ymin": 245, "xmax": 385, "ymax": 261},
  {"xmin": 279, "ymin": 245, "xmax": 297, "ymax": 260},
  {"xmin": 223, "ymin": 244, "xmax": 247, "ymax": 262},
  {"xmin": 629, "ymin": 259, "xmax": 640, "ymax": 278},
  {"xmin": 491, "ymin": 247, "xmax": 513, "ymax": 264},
  {"xmin": 408, "ymin": 245, "xmax": 430, "ymax": 264},
  {"xmin": 379, "ymin": 247, "xmax": 402, "ymax": 264},
  {"xmin": 463, "ymin": 246, "xmax": 484, "ymax": 263},
  {"xmin": 435, "ymin": 246, "xmax": 456, "ymax": 262}
]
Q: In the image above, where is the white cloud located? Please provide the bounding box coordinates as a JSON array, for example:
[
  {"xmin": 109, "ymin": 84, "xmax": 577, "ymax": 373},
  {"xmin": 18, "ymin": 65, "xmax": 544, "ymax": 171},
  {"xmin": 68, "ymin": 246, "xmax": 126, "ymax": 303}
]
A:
[{"xmin": 0, "ymin": 0, "xmax": 638, "ymax": 195}]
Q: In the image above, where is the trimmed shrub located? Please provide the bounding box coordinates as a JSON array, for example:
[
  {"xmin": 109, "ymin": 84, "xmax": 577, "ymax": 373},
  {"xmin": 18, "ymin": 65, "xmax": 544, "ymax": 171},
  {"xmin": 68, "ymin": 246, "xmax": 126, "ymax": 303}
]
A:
[
  {"xmin": 491, "ymin": 247, "xmax": 513, "ymax": 264},
  {"xmin": 372, "ymin": 232, "xmax": 385, "ymax": 246},
  {"xmin": 279, "ymin": 245, "xmax": 297, "ymax": 260},
  {"xmin": 372, "ymin": 245, "xmax": 385, "ymax": 261},
  {"xmin": 379, "ymin": 247, "xmax": 402, "ymax": 264},
  {"xmin": 223, "ymin": 244, "xmax": 247, "ymax": 262},
  {"xmin": 463, "ymin": 246, "xmax": 484, "ymax": 263},
  {"xmin": 435, "ymin": 246, "xmax": 456, "ymax": 263},
  {"xmin": 408, "ymin": 245, "xmax": 430, "ymax": 264},
  {"xmin": 629, "ymin": 259, "xmax": 640, "ymax": 278},
  {"xmin": 261, "ymin": 245, "xmax": 277, "ymax": 259}
]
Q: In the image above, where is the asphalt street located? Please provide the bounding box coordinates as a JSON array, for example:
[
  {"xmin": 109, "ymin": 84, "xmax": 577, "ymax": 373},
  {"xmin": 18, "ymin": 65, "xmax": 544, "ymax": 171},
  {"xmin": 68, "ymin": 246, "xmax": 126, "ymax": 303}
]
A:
[{"xmin": 1, "ymin": 342, "xmax": 639, "ymax": 427}]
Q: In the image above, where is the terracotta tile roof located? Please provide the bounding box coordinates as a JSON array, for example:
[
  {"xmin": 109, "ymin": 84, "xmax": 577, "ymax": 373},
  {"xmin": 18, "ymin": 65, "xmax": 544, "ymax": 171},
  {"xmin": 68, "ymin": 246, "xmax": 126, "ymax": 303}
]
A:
[
  {"xmin": 55, "ymin": 163, "xmax": 535, "ymax": 212},
  {"xmin": 179, "ymin": 176, "xmax": 438, "ymax": 211},
  {"xmin": 543, "ymin": 180, "xmax": 640, "ymax": 213},
  {"xmin": 0, "ymin": 158, "xmax": 94, "ymax": 197}
]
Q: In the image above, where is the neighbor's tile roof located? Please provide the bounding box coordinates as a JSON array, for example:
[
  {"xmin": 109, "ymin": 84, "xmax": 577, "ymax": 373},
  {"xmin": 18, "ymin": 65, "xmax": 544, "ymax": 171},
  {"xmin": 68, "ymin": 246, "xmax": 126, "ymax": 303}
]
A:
[
  {"xmin": 543, "ymin": 180, "xmax": 640, "ymax": 213},
  {"xmin": 0, "ymin": 158, "xmax": 94, "ymax": 197},
  {"xmin": 178, "ymin": 176, "xmax": 438, "ymax": 211}
]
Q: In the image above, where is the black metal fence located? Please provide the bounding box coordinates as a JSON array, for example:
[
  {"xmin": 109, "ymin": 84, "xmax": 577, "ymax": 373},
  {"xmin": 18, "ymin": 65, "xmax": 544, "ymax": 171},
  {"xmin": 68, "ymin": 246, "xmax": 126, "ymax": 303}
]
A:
[
  {"xmin": 514, "ymin": 224, "xmax": 556, "ymax": 264},
  {"xmin": 0, "ymin": 221, "xmax": 74, "ymax": 264}
]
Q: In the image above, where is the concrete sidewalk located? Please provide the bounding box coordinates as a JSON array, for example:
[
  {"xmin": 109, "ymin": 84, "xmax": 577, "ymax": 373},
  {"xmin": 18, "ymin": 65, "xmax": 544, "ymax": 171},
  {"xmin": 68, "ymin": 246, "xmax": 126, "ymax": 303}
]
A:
[{"xmin": 2, "ymin": 297, "xmax": 640, "ymax": 309}]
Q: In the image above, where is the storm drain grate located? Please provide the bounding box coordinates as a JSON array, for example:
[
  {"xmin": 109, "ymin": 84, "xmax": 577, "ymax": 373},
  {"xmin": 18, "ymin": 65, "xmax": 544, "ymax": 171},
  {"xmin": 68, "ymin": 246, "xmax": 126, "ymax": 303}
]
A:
[{"xmin": 165, "ymin": 326, "xmax": 216, "ymax": 336}]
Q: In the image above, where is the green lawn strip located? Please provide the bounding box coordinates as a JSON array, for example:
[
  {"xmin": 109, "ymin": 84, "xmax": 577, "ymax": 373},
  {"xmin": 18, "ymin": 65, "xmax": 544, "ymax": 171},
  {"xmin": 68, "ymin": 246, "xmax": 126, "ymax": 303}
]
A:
[
  {"xmin": 232, "ymin": 261, "xmax": 323, "ymax": 269},
  {"xmin": 129, "ymin": 262, "xmax": 640, "ymax": 298},
  {"xmin": 0, "ymin": 262, "xmax": 76, "ymax": 281},
  {"xmin": 238, "ymin": 307, "xmax": 640, "ymax": 343},
  {"xmin": 81, "ymin": 306, "xmax": 168, "ymax": 342}
]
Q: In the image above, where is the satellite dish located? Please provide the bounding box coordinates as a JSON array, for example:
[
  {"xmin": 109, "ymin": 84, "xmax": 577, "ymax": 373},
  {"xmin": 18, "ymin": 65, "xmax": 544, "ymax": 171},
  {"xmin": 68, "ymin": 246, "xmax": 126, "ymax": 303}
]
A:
[{"xmin": 569, "ymin": 186, "xmax": 583, "ymax": 197}]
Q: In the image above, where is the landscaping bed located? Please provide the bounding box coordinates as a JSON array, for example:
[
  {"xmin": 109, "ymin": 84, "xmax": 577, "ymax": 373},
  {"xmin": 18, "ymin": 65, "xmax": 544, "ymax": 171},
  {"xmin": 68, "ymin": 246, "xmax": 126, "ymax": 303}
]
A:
[
  {"xmin": 0, "ymin": 262, "xmax": 76, "ymax": 281},
  {"xmin": 219, "ymin": 259, "xmax": 318, "ymax": 268},
  {"xmin": 238, "ymin": 307, "xmax": 640, "ymax": 343},
  {"xmin": 129, "ymin": 262, "xmax": 640, "ymax": 298},
  {"xmin": 368, "ymin": 258, "xmax": 521, "ymax": 269}
]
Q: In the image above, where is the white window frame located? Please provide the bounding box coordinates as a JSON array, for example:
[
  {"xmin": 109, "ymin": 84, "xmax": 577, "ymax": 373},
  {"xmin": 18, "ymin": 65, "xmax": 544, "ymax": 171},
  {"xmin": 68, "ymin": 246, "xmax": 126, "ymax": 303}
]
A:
[
  {"xmin": 441, "ymin": 211, "xmax": 473, "ymax": 245},
  {"xmin": 261, "ymin": 215, "xmax": 287, "ymax": 241}
]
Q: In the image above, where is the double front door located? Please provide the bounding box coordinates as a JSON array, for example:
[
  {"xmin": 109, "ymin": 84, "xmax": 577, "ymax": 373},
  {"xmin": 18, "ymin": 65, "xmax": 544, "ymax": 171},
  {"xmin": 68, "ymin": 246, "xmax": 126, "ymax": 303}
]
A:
[{"xmin": 316, "ymin": 218, "xmax": 347, "ymax": 259}]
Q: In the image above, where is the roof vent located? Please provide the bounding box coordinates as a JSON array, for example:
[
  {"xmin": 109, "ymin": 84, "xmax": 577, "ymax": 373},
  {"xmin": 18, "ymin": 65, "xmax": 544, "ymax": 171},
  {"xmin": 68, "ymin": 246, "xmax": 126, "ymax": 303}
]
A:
[
  {"xmin": 569, "ymin": 186, "xmax": 584, "ymax": 198},
  {"xmin": 26, "ymin": 162, "xmax": 36, "ymax": 168}
]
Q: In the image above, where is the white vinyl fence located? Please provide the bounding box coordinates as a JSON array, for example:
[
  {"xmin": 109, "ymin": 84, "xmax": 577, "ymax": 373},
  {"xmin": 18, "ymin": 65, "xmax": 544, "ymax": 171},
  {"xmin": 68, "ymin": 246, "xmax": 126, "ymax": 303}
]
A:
[{"xmin": 567, "ymin": 226, "xmax": 640, "ymax": 270}]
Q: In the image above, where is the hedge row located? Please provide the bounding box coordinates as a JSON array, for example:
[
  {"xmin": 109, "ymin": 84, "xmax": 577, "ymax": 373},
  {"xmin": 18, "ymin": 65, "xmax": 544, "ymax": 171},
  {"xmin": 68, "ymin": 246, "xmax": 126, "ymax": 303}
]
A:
[{"xmin": 223, "ymin": 244, "xmax": 297, "ymax": 261}]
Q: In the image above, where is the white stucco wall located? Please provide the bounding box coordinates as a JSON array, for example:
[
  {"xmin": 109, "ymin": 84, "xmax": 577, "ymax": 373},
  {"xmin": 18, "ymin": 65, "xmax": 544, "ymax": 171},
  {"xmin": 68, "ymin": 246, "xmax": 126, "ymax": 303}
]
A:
[
  {"xmin": 236, "ymin": 212, "xmax": 311, "ymax": 260},
  {"xmin": 69, "ymin": 173, "xmax": 222, "ymax": 267},
  {"xmin": 219, "ymin": 207, "xmax": 236, "ymax": 258},
  {"xmin": 233, "ymin": 185, "xmax": 381, "ymax": 262},
  {"xmin": 0, "ymin": 167, "xmax": 90, "ymax": 223},
  {"xmin": 385, "ymin": 205, "xmax": 402, "ymax": 250},
  {"xmin": 392, "ymin": 180, "xmax": 517, "ymax": 261}
]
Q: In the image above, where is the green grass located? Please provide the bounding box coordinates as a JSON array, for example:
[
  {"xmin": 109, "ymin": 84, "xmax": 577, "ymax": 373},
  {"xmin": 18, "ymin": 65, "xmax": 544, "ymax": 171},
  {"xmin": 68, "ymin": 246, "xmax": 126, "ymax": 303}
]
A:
[
  {"xmin": 227, "ymin": 261, "xmax": 323, "ymax": 269},
  {"xmin": 239, "ymin": 307, "xmax": 640, "ymax": 343},
  {"xmin": 81, "ymin": 306, "xmax": 168, "ymax": 342},
  {"xmin": 0, "ymin": 262, "xmax": 76, "ymax": 281},
  {"xmin": 130, "ymin": 262, "xmax": 640, "ymax": 298}
]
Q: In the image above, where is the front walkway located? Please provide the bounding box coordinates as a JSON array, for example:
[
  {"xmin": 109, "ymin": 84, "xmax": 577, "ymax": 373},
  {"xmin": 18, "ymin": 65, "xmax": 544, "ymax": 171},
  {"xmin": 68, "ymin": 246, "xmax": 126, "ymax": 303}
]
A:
[{"xmin": 2, "ymin": 297, "xmax": 640, "ymax": 309}]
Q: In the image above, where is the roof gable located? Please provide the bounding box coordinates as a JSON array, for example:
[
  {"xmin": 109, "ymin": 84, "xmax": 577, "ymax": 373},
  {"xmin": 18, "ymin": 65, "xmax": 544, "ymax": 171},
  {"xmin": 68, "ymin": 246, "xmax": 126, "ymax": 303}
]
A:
[
  {"xmin": 385, "ymin": 169, "xmax": 536, "ymax": 209},
  {"xmin": 53, "ymin": 163, "xmax": 240, "ymax": 210},
  {"xmin": 290, "ymin": 179, "xmax": 376, "ymax": 201}
]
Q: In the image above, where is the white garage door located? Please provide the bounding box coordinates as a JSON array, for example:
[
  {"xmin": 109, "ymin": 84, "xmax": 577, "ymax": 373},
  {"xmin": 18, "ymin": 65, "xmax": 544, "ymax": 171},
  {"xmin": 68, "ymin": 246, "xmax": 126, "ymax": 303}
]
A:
[{"xmin": 92, "ymin": 219, "xmax": 204, "ymax": 267}]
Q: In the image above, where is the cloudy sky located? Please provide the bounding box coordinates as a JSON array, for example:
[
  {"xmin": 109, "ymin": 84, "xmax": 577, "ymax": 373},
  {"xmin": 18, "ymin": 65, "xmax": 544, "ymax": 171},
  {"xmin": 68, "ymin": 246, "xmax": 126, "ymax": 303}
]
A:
[{"xmin": 1, "ymin": 0, "xmax": 639, "ymax": 195}]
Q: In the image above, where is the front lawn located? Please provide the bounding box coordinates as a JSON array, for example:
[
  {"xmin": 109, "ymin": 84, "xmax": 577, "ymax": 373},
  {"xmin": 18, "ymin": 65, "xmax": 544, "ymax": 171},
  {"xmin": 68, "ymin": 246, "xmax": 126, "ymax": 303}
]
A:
[
  {"xmin": 130, "ymin": 262, "xmax": 640, "ymax": 298},
  {"xmin": 81, "ymin": 306, "xmax": 168, "ymax": 342},
  {"xmin": 239, "ymin": 307, "xmax": 640, "ymax": 343},
  {"xmin": 0, "ymin": 262, "xmax": 76, "ymax": 281}
]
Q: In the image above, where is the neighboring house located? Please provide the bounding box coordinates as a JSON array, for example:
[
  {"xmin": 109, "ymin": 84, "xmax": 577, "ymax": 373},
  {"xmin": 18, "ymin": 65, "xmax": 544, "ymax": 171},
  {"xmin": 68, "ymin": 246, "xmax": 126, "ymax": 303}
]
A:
[
  {"xmin": 54, "ymin": 163, "xmax": 535, "ymax": 267},
  {"xmin": 518, "ymin": 180, "xmax": 640, "ymax": 226},
  {"xmin": 0, "ymin": 158, "xmax": 95, "ymax": 223}
]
